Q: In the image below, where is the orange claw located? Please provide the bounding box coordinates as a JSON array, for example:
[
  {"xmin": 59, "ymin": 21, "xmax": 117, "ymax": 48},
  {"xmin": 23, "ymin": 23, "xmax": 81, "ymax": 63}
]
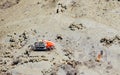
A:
[
  {"xmin": 96, "ymin": 53, "xmax": 102, "ymax": 62},
  {"xmin": 96, "ymin": 51, "xmax": 103, "ymax": 62},
  {"xmin": 44, "ymin": 40, "xmax": 55, "ymax": 48}
]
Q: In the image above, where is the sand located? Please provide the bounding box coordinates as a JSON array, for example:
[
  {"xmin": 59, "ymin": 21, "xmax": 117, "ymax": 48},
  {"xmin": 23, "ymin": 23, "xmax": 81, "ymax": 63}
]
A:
[{"xmin": 0, "ymin": 0, "xmax": 120, "ymax": 75}]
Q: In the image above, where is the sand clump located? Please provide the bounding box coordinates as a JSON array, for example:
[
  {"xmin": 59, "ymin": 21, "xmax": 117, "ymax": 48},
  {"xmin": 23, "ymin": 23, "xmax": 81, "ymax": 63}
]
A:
[{"xmin": 0, "ymin": 0, "xmax": 20, "ymax": 9}]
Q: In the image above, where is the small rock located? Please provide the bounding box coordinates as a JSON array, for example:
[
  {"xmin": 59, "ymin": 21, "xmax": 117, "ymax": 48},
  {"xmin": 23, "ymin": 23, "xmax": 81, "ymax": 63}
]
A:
[
  {"xmin": 22, "ymin": 32, "xmax": 27, "ymax": 40},
  {"xmin": 10, "ymin": 43, "xmax": 17, "ymax": 48},
  {"xmin": 24, "ymin": 50, "xmax": 30, "ymax": 56},
  {"xmin": 37, "ymin": 2, "xmax": 40, "ymax": 4},
  {"xmin": 1, "ymin": 19, "xmax": 4, "ymax": 21},
  {"xmin": 42, "ymin": 59, "xmax": 48, "ymax": 61},
  {"xmin": 56, "ymin": 34, "xmax": 63, "ymax": 40},
  {"xmin": 12, "ymin": 59, "xmax": 20, "ymax": 66},
  {"xmin": 6, "ymin": 72, "xmax": 12, "ymax": 75},
  {"xmin": 69, "ymin": 23, "xmax": 85, "ymax": 31},
  {"xmin": 16, "ymin": 0, "xmax": 20, "ymax": 4},
  {"xmin": 24, "ymin": 61, "xmax": 28, "ymax": 63},
  {"xmin": 29, "ymin": 59, "xmax": 34, "ymax": 63},
  {"xmin": 66, "ymin": 70, "xmax": 77, "ymax": 75},
  {"xmin": 9, "ymin": 37, "xmax": 15, "ymax": 42},
  {"xmin": 106, "ymin": 65, "xmax": 113, "ymax": 70},
  {"xmin": 14, "ymin": 33, "xmax": 16, "ymax": 35},
  {"xmin": 50, "ymin": 72, "xmax": 56, "ymax": 75}
]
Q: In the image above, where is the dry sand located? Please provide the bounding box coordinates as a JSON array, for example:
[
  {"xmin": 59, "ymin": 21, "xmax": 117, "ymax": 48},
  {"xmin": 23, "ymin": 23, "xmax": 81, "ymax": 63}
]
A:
[{"xmin": 0, "ymin": 0, "xmax": 120, "ymax": 75}]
